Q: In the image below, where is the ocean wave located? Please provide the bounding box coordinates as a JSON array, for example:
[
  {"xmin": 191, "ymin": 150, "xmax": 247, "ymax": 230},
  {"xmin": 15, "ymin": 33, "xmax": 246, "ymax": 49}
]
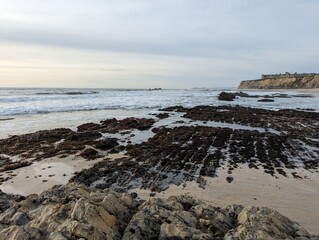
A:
[
  {"xmin": 0, "ymin": 88, "xmax": 318, "ymax": 117},
  {"xmin": 36, "ymin": 91, "xmax": 99, "ymax": 95},
  {"xmin": 0, "ymin": 104, "xmax": 165, "ymax": 116}
]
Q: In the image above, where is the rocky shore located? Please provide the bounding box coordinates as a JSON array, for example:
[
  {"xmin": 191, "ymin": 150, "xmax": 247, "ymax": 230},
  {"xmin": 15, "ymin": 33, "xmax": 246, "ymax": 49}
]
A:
[
  {"xmin": 0, "ymin": 183, "xmax": 318, "ymax": 240},
  {"xmin": 73, "ymin": 105, "xmax": 319, "ymax": 192},
  {"xmin": 0, "ymin": 104, "xmax": 318, "ymax": 238}
]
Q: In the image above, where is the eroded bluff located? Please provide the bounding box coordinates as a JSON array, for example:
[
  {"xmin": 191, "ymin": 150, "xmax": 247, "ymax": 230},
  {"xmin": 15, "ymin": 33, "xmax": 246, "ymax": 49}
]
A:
[
  {"xmin": 238, "ymin": 74, "xmax": 319, "ymax": 89},
  {"xmin": 0, "ymin": 183, "xmax": 317, "ymax": 240}
]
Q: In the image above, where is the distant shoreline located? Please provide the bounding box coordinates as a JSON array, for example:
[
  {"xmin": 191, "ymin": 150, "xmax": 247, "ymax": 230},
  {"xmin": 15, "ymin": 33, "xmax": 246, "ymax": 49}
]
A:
[{"xmin": 237, "ymin": 88, "xmax": 319, "ymax": 94}]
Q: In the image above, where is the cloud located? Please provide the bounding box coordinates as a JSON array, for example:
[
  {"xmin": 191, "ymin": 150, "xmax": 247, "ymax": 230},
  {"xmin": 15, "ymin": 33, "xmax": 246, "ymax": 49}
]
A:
[{"xmin": 0, "ymin": 0, "xmax": 318, "ymax": 88}]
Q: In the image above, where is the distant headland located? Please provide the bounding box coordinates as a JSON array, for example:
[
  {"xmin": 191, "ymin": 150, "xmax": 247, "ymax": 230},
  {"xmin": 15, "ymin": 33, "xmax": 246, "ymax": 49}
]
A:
[{"xmin": 239, "ymin": 72, "xmax": 319, "ymax": 89}]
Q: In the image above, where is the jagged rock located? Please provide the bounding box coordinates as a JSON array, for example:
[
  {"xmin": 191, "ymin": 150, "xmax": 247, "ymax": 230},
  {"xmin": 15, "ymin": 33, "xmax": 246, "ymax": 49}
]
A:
[
  {"xmin": 79, "ymin": 148, "xmax": 101, "ymax": 160},
  {"xmin": 122, "ymin": 195, "xmax": 317, "ymax": 240},
  {"xmin": 0, "ymin": 185, "xmax": 317, "ymax": 239},
  {"xmin": 226, "ymin": 176, "xmax": 234, "ymax": 183},
  {"xmin": 0, "ymin": 117, "xmax": 154, "ymax": 163},
  {"xmin": 224, "ymin": 206, "xmax": 314, "ymax": 239},
  {"xmin": 72, "ymin": 117, "xmax": 318, "ymax": 192},
  {"xmin": 98, "ymin": 118, "xmax": 155, "ymax": 133},
  {"xmin": 94, "ymin": 138, "xmax": 119, "ymax": 151},
  {"xmin": 218, "ymin": 92, "xmax": 236, "ymax": 101},
  {"xmin": 0, "ymin": 184, "xmax": 139, "ymax": 239},
  {"xmin": 155, "ymin": 113, "xmax": 170, "ymax": 119},
  {"xmin": 0, "ymin": 190, "xmax": 25, "ymax": 212}
]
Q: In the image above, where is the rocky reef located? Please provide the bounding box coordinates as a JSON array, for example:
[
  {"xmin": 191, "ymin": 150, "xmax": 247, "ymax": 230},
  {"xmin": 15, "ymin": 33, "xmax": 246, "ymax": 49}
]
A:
[
  {"xmin": 1, "ymin": 105, "xmax": 319, "ymax": 239},
  {"xmin": 2, "ymin": 105, "xmax": 318, "ymax": 191},
  {"xmin": 0, "ymin": 183, "xmax": 317, "ymax": 240},
  {"xmin": 72, "ymin": 105, "xmax": 319, "ymax": 192},
  {"xmin": 238, "ymin": 74, "xmax": 319, "ymax": 89},
  {"xmin": 0, "ymin": 117, "xmax": 155, "ymax": 184}
]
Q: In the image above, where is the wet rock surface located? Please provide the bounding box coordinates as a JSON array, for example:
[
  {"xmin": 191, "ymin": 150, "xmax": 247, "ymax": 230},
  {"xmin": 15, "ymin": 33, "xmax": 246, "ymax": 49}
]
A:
[
  {"xmin": 162, "ymin": 105, "xmax": 319, "ymax": 137},
  {"xmin": 155, "ymin": 113, "xmax": 170, "ymax": 119},
  {"xmin": 79, "ymin": 148, "xmax": 101, "ymax": 160},
  {"xmin": 218, "ymin": 92, "xmax": 236, "ymax": 101},
  {"xmin": 73, "ymin": 125, "xmax": 318, "ymax": 192},
  {"xmin": 72, "ymin": 105, "xmax": 319, "ymax": 192},
  {"xmin": 0, "ymin": 117, "xmax": 154, "ymax": 161},
  {"xmin": 0, "ymin": 190, "xmax": 24, "ymax": 212},
  {"xmin": 0, "ymin": 184, "xmax": 317, "ymax": 240},
  {"xmin": 77, "ymin": 117, "xmax": 155, "ymax": 133},
  {"xmin": 217, "ymin": 91, "xmax": 316, "ymax": 102},
  {"xmin": 258, "ymin": 98, "xmax": 275, "ymax": 102},
  {"xmin": 0, "ymin": 117, "xmax": 155, "ymax": 184},
  {"xmin": 0, "ymin": 156, "xmax": 31, "ymax": 174},
  {"xmin": 1, "ymin": 105, "xmax": 319, "ymax": 239}
]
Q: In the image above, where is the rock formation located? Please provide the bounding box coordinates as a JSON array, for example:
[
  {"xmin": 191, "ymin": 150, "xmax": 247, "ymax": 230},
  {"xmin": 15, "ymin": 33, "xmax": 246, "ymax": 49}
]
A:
[
  {"xmin": 70, "ymin": 105, "xmax": 319, "ymax": 195},
  {"xmin": 0, "ymin": 183, "xmax": 317, "ymax": 240},
  {"xmin": 218, "ymin": 92, "xmax": 236, "ymax": 101},
  {"xmin": 238, "ymin": 73, "xmax": 319, "ymax": 89}
]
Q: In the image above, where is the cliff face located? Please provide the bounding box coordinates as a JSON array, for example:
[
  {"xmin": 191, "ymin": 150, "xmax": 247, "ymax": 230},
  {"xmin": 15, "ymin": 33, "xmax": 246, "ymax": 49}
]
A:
[{"xmin": 238, "ymin": 74, "xmax": 319, "ymax": 89}]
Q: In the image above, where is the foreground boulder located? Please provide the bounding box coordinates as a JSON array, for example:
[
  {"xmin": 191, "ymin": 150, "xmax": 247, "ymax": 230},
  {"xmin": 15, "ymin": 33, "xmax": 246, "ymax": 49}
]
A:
[
  {"xmin": 0, "ymin": 184, "xmax": 317, "ymax": 239},
  {"xmin": 0, "ymin": 184, "xmax": 139, "ymax": 239}
]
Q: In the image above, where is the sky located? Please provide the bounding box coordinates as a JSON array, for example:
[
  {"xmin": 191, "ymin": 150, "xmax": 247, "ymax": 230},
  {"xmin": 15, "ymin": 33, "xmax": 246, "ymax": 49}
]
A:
[{"xmin": 0, "ymin": 0, "xmax": 318, "ymax": 89}]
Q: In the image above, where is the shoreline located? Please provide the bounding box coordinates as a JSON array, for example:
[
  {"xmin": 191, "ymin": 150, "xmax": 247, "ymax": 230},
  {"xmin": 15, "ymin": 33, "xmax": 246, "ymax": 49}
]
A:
[
  {"xmin": 1, "ymin": 89, "xmax": 319, "ymax": 139},
  {"xmin": 134, "ymin": 165, "xmax": 319, "ymax": 235},
  {"xmin": 0, "ymin": 103, "xmax": 318, "ymax": 236},
  {"xmin": 237, "ymin": 88, "xmax": 319, "ymax": 94}
]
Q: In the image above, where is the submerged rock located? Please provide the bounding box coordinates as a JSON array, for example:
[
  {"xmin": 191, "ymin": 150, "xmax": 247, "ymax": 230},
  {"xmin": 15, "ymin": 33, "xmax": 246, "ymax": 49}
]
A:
[
  {"xmin": 155, "ymin": 113, "xmax": 170, "ymax": 119},
  {"xmin": 258, "ymin": 98, "xmax": 275, "ymax": 102},
  {"xmin": 0, "ymin": 184, "xmax": 316, "ymax": 239}
]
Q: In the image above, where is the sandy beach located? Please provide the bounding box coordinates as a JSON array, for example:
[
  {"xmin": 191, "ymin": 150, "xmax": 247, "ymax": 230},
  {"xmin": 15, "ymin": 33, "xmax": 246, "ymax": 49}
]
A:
[
  {"xmin": 1, "ymin": 155, "xmax": 318, "ymax": 234},
  {"xmin": 135, "ymin": 165, "xmax": 319, "ymax": 235},
  {"xmin": 1, "ymin": 1, "xmax": 319, "ymax": 238},
  {"xmin": 0, "ymin": 153, "xmax": 127, "ymax": 196}
]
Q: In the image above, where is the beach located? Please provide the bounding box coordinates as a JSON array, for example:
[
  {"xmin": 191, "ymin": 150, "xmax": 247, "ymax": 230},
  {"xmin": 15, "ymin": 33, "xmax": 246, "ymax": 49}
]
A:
[{"xmin": 0, "ymin": 88, "xmax": 319, "ymax": 237}]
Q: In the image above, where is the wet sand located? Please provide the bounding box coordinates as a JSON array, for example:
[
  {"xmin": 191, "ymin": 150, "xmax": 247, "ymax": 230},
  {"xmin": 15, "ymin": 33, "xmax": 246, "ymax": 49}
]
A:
[
  {"xmin": 1, "ymin": 159, "xmax": 318, "ymax": 234},
  {"xmin": 0, "ymin": 153, "xmax": 125, "ymax": 196},
  {"xmin": 134, "ymin": 165, "xmax": 319, "ymax": 235}
]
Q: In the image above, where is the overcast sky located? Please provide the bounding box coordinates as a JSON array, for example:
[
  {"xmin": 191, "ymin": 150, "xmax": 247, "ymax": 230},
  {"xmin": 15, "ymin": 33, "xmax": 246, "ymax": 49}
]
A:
[{"xmin": 0, "ymin": 0, "xmax": 318, "ymax": 88}]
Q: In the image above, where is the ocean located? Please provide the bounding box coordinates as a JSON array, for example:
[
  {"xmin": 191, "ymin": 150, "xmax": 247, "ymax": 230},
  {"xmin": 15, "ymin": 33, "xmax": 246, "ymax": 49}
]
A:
[{"xmin": 0, "ymin": 87, "xmax": 318, "ymax": 138}]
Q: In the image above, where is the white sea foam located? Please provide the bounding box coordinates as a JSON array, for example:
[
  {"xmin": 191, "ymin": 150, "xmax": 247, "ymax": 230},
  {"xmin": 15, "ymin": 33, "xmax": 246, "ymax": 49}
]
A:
[
  {"xmin": 0, "ymin": 88, "xmax": 318, "ymax": 117},
  {"xmin": 0, "ymin": 88, "xmax": 318, "ymax": 139}
]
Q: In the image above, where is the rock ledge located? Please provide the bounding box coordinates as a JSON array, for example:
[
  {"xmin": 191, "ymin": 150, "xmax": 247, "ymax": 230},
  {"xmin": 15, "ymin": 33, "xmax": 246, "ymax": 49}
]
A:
[{"xmin": 0, "ymin": 184, "xmax": 317, "ymax": 240}]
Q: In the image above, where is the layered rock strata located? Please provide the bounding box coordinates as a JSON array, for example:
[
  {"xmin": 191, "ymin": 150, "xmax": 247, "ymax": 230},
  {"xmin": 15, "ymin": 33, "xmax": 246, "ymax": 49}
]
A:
[{"xmin": 238, "ymin": 74, "xmax": 319, "ymax": 89}]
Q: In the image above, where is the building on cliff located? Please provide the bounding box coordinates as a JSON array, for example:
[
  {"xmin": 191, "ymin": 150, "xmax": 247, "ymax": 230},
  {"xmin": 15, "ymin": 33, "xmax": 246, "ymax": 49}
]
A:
[
  {"xmin": 261, "ymin": 72, "xmax": 317, "ymax": 79},
  {"xmin": 238, "ymin": 72, "xmax": 319, "ymax": 89}
]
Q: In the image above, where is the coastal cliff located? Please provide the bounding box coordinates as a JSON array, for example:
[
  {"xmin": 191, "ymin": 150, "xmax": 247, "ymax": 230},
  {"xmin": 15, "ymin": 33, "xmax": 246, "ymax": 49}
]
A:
[{"xmin": 238, "ymin": 73, "xmax": 319, "ymax": 89}]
